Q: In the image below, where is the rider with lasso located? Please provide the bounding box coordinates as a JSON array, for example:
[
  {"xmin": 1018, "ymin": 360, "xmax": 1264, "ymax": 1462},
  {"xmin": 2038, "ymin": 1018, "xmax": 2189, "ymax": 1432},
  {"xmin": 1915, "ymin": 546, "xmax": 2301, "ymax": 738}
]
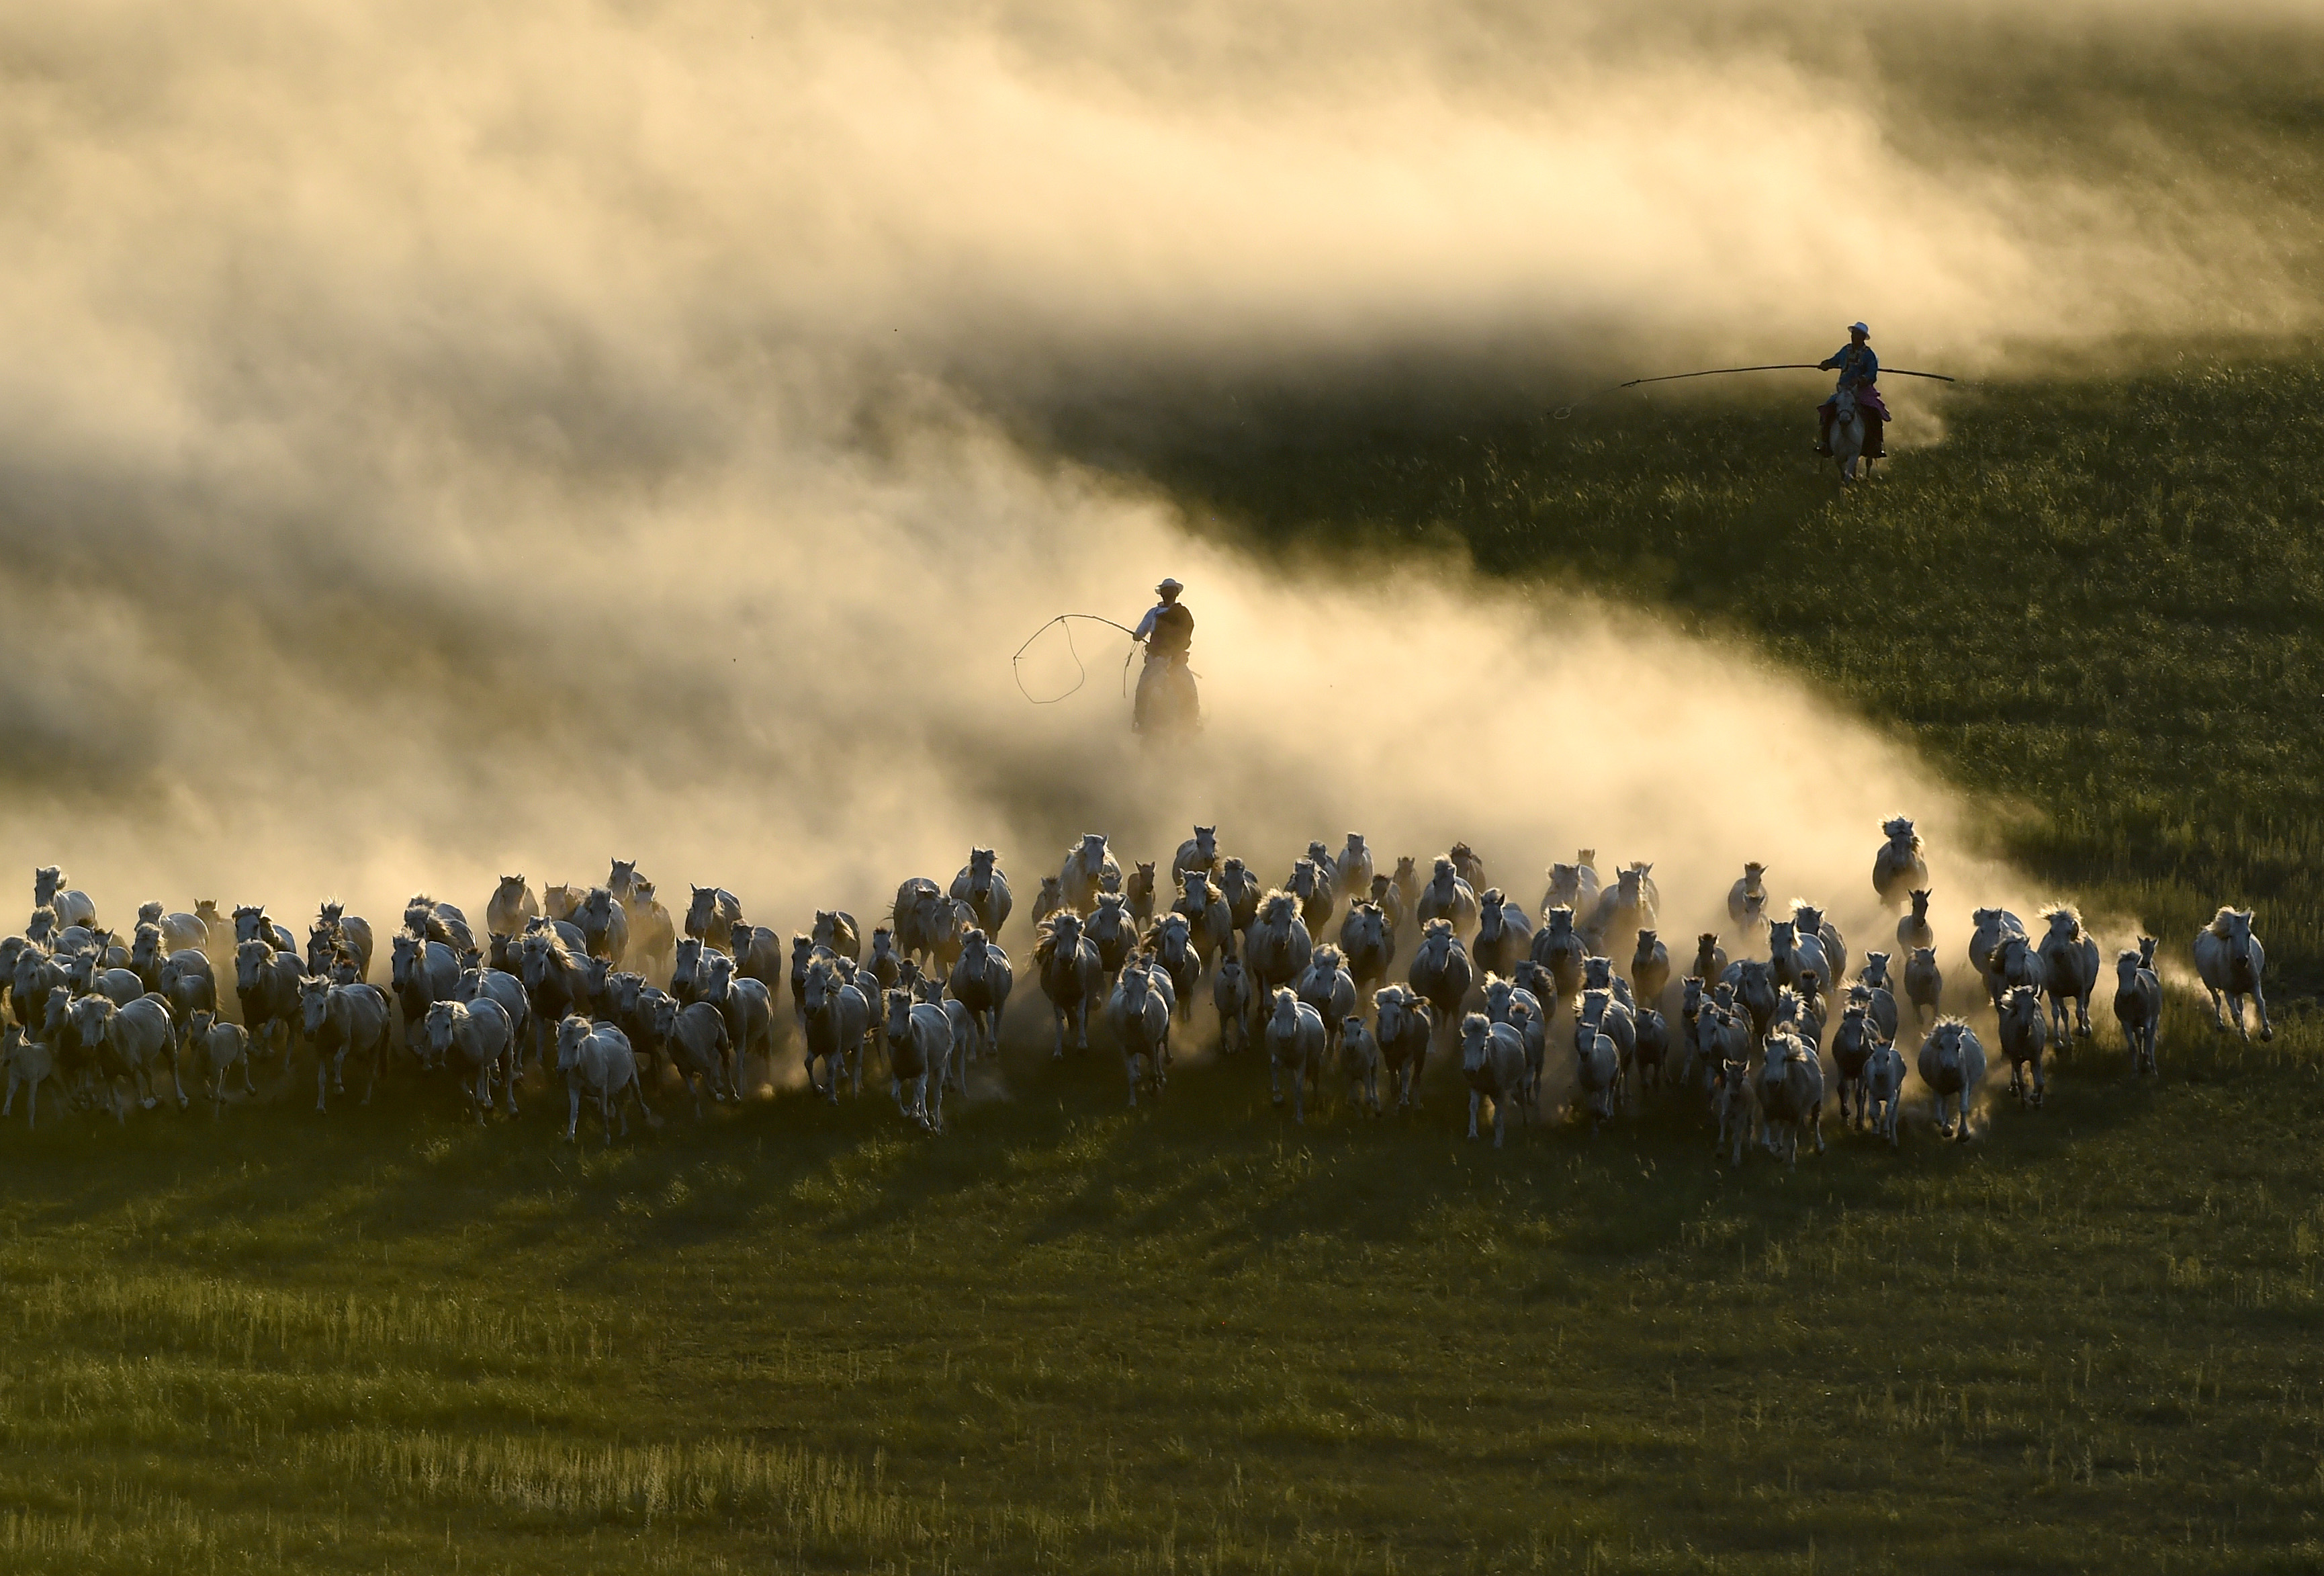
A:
[
  {"xmin": 1131, "ymin": 577, "xmax": 1200, "ymax": 736},
  {"xmin": 1815, "ymin": 321, "xmax": 1889, "ymax": 458}
]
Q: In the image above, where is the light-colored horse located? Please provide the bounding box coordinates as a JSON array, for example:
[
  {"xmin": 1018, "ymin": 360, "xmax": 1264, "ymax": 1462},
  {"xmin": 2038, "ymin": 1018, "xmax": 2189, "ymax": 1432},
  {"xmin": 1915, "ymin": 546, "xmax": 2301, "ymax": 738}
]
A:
[
  {"xmin": 1337, "ymin": 902, "xmax": 1393, "ymax": 1003},
  {"xmin": 1830, "ymin": 385, "xmax": 1873, "ymax": 484},
  {"xmin": 1373, "ymin": 985, "xmax": 1430, "ymax": 1109},
  {"xmin": 1461, "ymin": 1012, "xmax": 1529, "ymax": 1145},
  {"xmin": 2037, "ymin": 906, "xmax": 2100, "ymax": 1039},
  {"xmin": 1996, "ymin": 983, "xmax": 2050, "ymax": 1107},
  {"xmin": 1265, "ymin": 988, "xmax": 1327, "ymax": 1125},
  {"xmin": 1873, "ymin": 817, "xmax": 1928, "ymax": 905},
  {"xmin": 1406, "ymin": 918, "xmax": 1472, "ymax": 1047},
  {"xmin": 555, "ymin": 1015, "xmax": 648, "ymax": 1144},
  {"xmin": 2113, "ymin": 947, "xmax": 2161, "ymax": 1076},
  {"xmin": 1904, "ymin": 946, "xmax": 1943, "ymax": 1027},
  {"xmin": 1543, "ymin": 854, "xmax": 1601, "ymax": 920},
  {"xmin": 2193, "ymin": 908, "xmax": 2270, "ymax": 1040},
  {"xmin": 1171, "ymin": 825, "xmax": 1221, "ymax": 889},
  {"xmin": 1918, "ymin": 1018, "xmax": 1987, "ymax": 1142},
  {"xmin": 1106, "ymin": 961, "xmax": 1172, "ymax": 1109},
  {"xmin": 1755, "ymin": 1031, "xmax": 1826, "ymax": 1168},
  {"xmin": 486, "ymin": 876, "xmax": 540, "ymax": 941},
  {"xmin": 948, "ymin": 930, "xmax": 1012, "ymax": 1059},
  {"xmin": 1331, "ymin": 835, "xmax": 1375, "ymax": 905},
  {"xmin": 424, "ymin": 998, "xmax": 517, "ymax": 1121},
  {"xmin": 33, "ymin": 867, "xmax": 95, "ymax": 932},
  {"xmin": 1033, "ymin": 912, "xmax": 1103, "ymax": 1059},
  {"xmin": 884, "ymin": 988, "xmax": 954, "ymax": 1129},
  {"xmin": 1059, "ymin": 834, "xmax": 1121, "ymax": 916},
  {"xmin": 1897, "ymin": 888, "xmax": 1936, "ymax": 953},
  {"xmin": 1416, "ymin": 858, "xmax": 1478, "ymax": 938},
  {"xmin": 950, "ymin": 849, "xmax": 1013, "ymax": 937}
]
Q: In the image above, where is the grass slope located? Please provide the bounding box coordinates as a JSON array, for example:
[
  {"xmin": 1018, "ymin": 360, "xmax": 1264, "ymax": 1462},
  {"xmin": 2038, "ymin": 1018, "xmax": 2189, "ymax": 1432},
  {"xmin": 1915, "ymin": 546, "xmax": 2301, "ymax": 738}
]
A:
[
  {"xmin": 3, "ymin": 1005, "xmax": 2320, "ymax": 1575},
  {"xmin": 1148, "ymin": 357, "xmax": 2324, "ymax": 988},
  {"xmin": 6, "ymin": 361, "xmax": 2324, "ymax": 1574}
]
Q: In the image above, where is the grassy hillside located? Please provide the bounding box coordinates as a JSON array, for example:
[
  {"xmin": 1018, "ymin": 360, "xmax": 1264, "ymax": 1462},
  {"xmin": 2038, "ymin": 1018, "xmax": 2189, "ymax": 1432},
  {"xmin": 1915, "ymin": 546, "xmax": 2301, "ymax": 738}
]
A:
[
  {"xmin": 1, "ymin": 1000, "xmax": 2319, "ymax": 1575},
  {"xmin": 6, "ymin": 360, "xmax": 2324, "ymax": 1575},
  {"xmin": 1143, "ymin": 356, "xmax": 2324, "ymax": 989}
]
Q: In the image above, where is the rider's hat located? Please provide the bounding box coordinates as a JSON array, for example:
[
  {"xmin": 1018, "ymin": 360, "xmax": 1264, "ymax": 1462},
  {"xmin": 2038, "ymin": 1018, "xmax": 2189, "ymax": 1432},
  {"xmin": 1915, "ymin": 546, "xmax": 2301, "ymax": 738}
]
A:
[
  {"xmin": 1157, "ymin": 577, "xmax": 1183, "ymax": 596},
  {"xmin": 1848, "ymin": 321, "xmax": 1871, "ymax": 337}
]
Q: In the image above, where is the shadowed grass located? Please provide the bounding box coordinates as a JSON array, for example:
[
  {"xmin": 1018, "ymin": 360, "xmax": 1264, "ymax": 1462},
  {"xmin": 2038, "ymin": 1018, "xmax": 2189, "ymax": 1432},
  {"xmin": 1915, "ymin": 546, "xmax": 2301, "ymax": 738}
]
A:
[{"xmin": 1, "ymin": 988, "xmax": 2321, "ymax": 1572}]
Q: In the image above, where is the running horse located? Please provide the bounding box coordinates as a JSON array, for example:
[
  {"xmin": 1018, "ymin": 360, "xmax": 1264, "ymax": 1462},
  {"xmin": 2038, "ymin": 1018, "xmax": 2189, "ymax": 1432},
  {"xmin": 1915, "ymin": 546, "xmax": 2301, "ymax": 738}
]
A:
[{"xmin": 1828, "ymin": 385, "xmax": 1887, "ymax": 486}]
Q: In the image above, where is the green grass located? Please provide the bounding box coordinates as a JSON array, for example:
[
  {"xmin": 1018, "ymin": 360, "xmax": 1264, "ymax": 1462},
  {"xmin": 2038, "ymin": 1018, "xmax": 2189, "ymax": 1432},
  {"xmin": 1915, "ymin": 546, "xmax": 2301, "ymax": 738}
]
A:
[
  {"xmin": 2, "ymin": 998, "xmax": 2321, "ymax": 1575},
  {"xmin": 10, "ymin": 357, "xmax": 2324, "ymax": 1572},
  {"xmin": 1144, "ymin": 355, "xmax": 2324, "ymax": 987}
]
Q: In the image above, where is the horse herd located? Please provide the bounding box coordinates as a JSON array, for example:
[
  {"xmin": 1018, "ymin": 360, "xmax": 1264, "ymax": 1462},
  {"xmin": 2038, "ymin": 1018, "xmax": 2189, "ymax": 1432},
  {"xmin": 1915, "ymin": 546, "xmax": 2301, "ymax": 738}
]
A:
[{"xmin": 0, "ymin": 818, "xmax": 2276, "ymax": 1164}]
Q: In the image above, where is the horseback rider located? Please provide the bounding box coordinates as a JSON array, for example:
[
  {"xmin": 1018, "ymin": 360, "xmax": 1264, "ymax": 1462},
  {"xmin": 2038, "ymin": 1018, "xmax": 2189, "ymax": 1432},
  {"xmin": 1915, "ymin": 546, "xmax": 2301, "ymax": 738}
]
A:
[
  {"xmin": 1814, "ymin": 322, "xmax": 1889, "ymax": 455},
  {"xmin": 1132, "ymin": 578, "xmax": 1196, "ymax": 733}
]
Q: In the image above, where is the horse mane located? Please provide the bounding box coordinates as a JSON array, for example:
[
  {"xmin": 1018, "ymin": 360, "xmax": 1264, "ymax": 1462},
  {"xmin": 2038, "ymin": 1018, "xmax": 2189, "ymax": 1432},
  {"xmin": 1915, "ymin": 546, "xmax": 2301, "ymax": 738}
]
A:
[
  {"xmin": 1881, "ymin": 816, "xmax": 1922, "ymax": 850},
  {"xmin": 2041, "ymin": 903, "xmax": 2083, "ymax": 932},
  {"xmin": 2206, "ymin": 907, "xmax": 2243, "ymax": 936},
  {"xmin": 1309, "ymin": 945, "xmax": 1343, "ymax": 972}
]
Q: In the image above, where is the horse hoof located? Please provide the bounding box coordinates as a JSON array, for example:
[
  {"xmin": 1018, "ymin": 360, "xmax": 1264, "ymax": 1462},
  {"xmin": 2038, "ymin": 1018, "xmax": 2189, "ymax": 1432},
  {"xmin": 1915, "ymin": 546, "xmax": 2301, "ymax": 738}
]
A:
[{"xmin": 140, "ymin": 1098, "xmax": 157, "ymax": 1110}]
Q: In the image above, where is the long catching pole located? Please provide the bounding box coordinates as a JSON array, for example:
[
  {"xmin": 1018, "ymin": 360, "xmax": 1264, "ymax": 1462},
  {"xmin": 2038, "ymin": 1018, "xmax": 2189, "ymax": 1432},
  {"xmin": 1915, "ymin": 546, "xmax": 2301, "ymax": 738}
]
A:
[{"xmin": 1617, "ymin": 364, "xmax": 1957, "ymax": 389}]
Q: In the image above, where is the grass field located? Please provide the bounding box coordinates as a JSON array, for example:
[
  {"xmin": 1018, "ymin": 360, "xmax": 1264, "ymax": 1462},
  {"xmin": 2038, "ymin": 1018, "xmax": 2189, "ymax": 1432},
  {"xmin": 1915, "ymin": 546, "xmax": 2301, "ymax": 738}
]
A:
[
  {"xmin": 1143, "ymin": 355, "xmax": 2324, "ymax": 988},
  {"xmin": 6, "ymin": 361, "xmax": 2324, "ymax": 1573}
]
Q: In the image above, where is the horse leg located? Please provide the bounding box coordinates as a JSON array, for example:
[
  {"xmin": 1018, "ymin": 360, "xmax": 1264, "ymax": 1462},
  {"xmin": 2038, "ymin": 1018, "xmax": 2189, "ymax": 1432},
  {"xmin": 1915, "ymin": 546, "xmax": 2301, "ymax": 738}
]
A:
[{"xmin": 2251, "ymin": 982, "xmax": 2273, "ymax": 1042}]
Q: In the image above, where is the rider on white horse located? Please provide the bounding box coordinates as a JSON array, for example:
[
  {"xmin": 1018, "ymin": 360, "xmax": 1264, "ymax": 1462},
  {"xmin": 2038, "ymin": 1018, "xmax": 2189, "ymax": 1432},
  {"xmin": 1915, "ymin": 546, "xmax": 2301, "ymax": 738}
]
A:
[
  {"xmin": 1814, "ymin": 322, "xmax": 1889, "ymax": 456},
  {"xmin": 1132, "ymin": 578, "xmax": 1195, "ymax": 733}
]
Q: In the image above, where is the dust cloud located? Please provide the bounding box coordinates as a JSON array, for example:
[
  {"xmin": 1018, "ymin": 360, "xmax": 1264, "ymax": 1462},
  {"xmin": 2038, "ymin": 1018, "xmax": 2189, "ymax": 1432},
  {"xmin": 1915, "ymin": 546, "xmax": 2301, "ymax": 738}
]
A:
[{"xmin": 0, "ymin": 2, "xmax": 2296, "ymax": 981}]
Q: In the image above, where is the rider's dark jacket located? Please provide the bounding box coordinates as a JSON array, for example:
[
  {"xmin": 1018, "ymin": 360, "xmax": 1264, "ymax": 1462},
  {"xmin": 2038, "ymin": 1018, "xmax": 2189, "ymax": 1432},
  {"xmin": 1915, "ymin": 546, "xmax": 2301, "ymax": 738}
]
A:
[{"xmin": 1139, "ymin": 601, "xmax": 1194, "ymax": 660}]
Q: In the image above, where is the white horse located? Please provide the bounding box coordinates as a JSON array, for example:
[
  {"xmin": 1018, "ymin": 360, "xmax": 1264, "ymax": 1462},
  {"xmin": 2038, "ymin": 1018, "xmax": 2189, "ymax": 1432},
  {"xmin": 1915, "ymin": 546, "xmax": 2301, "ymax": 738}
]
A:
[
  {"xmin": 2113, "ymin": 947, "xmax": 2161, "ymax": 1076},
  {"xmin": 1265, "ymin": 988, "xmax": 1327, "ymax": 1124},
  {"xmin": 1462, "ymin": 1012, "xmax": 1530, "ymax": 1145},
  {"xmin": 1059, "ymin": 833, "xmax": 1120, "ymax": 916},
  {"xmin": 1106, "ymin": 961, "xmax": 1173, "ymax": 1109},
  {"xmin": 2192, "ymin": 908, "xmax": 2271, "ymax": 1041},
  {"xmin": 1831, "ymin": 385, "xmax": 1873, "ymax": 484},
  {"xmin": 1918, "ymin": 1018, "xmax": 1987, "ymax": 1142},
  {"xmin": 1872, "ymin": 817, "xmax": 1928, "ymax": 905},
  {"xmin": 2037, "ymin": 906, "xmax": 2101, "ymax": 1040}
]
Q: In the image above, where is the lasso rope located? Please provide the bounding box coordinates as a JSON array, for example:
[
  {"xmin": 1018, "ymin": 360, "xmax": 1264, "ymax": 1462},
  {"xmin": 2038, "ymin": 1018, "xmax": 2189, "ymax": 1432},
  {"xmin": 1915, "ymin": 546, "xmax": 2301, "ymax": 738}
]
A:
[{"xmin": 1011, "ymin": 613, "xmax": 1142, "ymax": 704}]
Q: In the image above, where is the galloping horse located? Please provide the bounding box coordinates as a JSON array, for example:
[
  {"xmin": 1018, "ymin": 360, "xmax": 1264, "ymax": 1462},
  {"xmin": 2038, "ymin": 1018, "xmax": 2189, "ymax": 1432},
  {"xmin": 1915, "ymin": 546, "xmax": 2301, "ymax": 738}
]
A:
[{"xmin": 1830, "ymin": 386, "xmax": 1876, "ymax": 486}]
